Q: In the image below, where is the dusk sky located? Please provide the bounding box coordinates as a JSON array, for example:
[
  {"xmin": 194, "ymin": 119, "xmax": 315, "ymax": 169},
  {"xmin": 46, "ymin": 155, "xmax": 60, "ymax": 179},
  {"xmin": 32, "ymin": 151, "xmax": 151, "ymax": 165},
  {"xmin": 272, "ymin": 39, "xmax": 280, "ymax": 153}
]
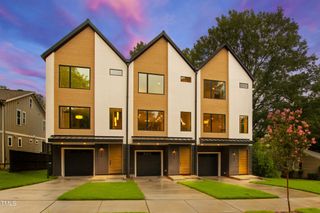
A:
[{"xmin": 0, "ymin": 0, "xmax": 319, "ymax": 95}]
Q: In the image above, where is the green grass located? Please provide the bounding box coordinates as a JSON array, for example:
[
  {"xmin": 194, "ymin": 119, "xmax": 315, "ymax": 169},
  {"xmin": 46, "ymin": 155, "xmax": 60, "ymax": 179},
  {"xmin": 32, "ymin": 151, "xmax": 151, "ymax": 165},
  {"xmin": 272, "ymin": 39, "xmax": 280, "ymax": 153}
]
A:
[
  {"xmin": 0, "ymin": 170, "xmax": 54, "ymax": 190},
  {"xmin": 245, "ymin": 211, "xmax": 274, "ymax": 213},
  {"xmin": 251, "ymin": 178, "xmax": 320, "ymax": 195},
  {"xmin": 179, "ymin": 179, "xmax": 278, "ymax": 199},
  {"xmin": 244, "ymin": 208, "xmax": 320, "ymax": 213},
  {"xmin": 58, "ymin": 181, "xmax": 144, "ymax": 200}
]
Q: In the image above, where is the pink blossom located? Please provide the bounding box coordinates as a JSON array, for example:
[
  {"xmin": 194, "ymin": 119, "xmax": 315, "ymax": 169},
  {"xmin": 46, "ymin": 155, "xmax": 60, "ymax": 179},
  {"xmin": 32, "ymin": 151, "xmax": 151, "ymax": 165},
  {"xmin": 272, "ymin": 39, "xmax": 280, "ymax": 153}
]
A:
[
  {"xmin": 288, "ymin": 116, "xmax": 295, "ymax": 121},
  {"xmin": 287, "ymin": 125, "xmax": 293, "ymax": 134},
  {"xmin": 267, "ymin": 125, "xmax": 273, "ymax": 134},
  {"xmin": 297, "ymin": 129, "xmax": 305, "ymax": 136},
  {"xmin": 301, "ymin": 121, "xmax": 309, "ymax": 128},
  {"xmin": 311, "ymin": 138, "xmax": 317, "ymax": 144},
  {"xmin": 284, "ymin": 108, "xmax": 290, "ymax": 113},
  {"xmin": 275, "ymin": 109, "xmax": 280, "ymax": 114},
  {"xmin": 297, "ymin": 125, "xmax": 303, "ymax": 130}
]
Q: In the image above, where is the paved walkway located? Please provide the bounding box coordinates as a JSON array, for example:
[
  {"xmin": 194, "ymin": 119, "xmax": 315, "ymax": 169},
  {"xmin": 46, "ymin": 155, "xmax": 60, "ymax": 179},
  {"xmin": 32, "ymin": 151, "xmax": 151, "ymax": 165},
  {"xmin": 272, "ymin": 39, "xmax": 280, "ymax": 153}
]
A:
[{"xmin": 0, "ymin": 176, "xmax": 319, "ymax": 213}]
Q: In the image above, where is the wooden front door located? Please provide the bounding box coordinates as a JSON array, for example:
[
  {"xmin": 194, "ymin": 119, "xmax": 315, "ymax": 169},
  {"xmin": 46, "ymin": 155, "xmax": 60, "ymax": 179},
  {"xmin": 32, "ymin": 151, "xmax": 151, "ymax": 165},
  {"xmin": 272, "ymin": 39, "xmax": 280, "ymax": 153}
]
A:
[
  {"xmin": 179, "ymin": 146, "xmax": 191, "ymax": 175},
  {"xmin": 108, "ymin": 144, "xmax": 122, "ymax": 174},
  {"xmin": 239, "ymin": 149, "xmax": 248, "ymax": 175}
]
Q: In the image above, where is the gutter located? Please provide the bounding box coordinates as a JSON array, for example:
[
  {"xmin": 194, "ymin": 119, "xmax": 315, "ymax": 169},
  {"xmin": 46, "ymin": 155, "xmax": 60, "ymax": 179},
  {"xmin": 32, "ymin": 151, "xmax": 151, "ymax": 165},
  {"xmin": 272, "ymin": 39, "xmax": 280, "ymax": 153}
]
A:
[
  {"xmin": 194, "ymin": 72, "xmax": 198, "ymax": 175},
  {"xmin": 125, "ymin": 62, "xmax": 130, "ymax": 178}
]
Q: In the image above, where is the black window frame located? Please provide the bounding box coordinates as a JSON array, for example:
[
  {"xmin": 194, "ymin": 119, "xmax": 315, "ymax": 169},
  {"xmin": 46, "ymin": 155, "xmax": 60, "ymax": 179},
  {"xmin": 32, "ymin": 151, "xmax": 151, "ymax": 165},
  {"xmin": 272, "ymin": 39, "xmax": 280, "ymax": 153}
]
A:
[
  {"xmin": 180, "ymin": 76, "xmax": 192, "ymax": 83},
  {"xmin": 138, "ymin": 72, "xmax": 165, "ymax": 95},
  {"xmin": 203, "ymin": 79, "xmax": 226, "ymax": 99},
  {"xmin": 203, "ymin": 113, "xmax": 226, "ymax": 133},
  {"xmin": 180, "ymin": 111, "xmax": 191, "ymax": 132},
  {"xmin": 59, "ymin": 106, "xmax": 91, "ymax": 129},
  {"xmin": 16, "ymin": 109, "xmax": 21, "ymax": 126},
  {"xmin": 59, "ymin": 65, "xmax": 91, "ymax": 90},
  {"xmin": 239, "ymin": 115, "xmax": 249, "ymax": 134},
  {"xmin": 109, "ymin": 108, "xmax": 123, "ymax": 130},
  {"xmin": 138, "ymin": 109, "xmax": 165, "ymax": 131}
]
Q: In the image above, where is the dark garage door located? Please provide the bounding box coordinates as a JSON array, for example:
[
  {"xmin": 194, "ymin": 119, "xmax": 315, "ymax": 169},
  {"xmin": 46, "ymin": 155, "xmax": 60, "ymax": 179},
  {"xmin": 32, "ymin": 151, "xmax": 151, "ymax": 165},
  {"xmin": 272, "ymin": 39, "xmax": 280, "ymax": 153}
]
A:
[
  {"xmin": 198, "ymin": 154, "xmax": 218, "ymax": 176},
  {"xmin": 65, "ymin": 149, "xmax": 93, "ymax": 176},
  {"xmin": 137, "ymin": 152, "xmax": 161, "ymax": 176}
]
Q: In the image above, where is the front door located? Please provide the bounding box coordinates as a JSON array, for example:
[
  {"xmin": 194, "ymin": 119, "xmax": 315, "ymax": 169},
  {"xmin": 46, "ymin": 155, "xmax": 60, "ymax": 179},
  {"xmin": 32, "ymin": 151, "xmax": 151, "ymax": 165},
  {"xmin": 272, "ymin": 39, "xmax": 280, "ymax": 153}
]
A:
[
  {"xmin": 108, "ymin": 144, "xmax": 122, "ymax": 174},
  {"xmin": 179, "ymin": 146, "xmax": 191, "ymax": 175},
  {"xmin": 239, "ymin": 149, "xmax": 248, "ymax": 175}
]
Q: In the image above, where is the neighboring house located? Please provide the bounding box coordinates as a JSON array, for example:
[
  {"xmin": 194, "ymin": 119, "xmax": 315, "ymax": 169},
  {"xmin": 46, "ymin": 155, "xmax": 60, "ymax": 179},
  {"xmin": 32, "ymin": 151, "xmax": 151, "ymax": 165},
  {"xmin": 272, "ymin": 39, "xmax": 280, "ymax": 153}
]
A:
[
  {"xmin": 42, "ymin": 19, "xmax": 253, "ymax": 177},
  {"xmin": 0, "ymin": 89, "xmax": 46, "ymax": 168},
  {"xmin": 301, "ymin": 150, "xmax": 320, "ymax": 178}
]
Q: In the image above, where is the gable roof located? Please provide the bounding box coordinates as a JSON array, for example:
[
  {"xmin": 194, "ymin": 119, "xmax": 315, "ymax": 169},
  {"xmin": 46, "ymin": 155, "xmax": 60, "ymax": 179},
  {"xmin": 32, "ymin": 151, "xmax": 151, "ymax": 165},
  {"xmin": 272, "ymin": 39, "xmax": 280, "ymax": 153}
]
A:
[
  {"xmin": 198, "ymin": 44, "xmax": 254, "ymax": 81},
  {"xmin": 130, "ymin": 31, "xmax": 196, "ymax": 72},
  {"xmin": 41, "ymin": 19, "xmax": 127, "ymax": 63}
]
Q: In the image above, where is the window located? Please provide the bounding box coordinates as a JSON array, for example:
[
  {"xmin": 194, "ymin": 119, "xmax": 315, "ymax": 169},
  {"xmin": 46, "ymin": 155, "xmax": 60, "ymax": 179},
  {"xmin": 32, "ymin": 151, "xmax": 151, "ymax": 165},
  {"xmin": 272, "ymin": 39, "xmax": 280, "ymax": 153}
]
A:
[
  {"xmin": 109, "ymin": 69, "xmax": 123, "ymax": 76},
  {"xmin": 35, "ymin": 140, "xmax": 39, "ymax": 144},
  {"xmin": 240, "ymin": 115, "xmax": 249, "ymax": 133},
  {"xmin": 110, "ymin": 108, "xmax": 122, "ymax": 129},
  {"xmin": 203, "ymin": 113, "xmax": 226, "ymax": 133},
  {"xmin": 180, "ymin": 112, "xmax": 191, "ymax": 131},
  {"xmin": 59, "ymin": 106, "xmax": 90, "ymax": 129},
  {"xmin": 43, "ymin": 120, "xmax": 46, "ymax": 131},
  {"xmin": 7, "ymin": 136, "xmax": 12, "ymax": 147},
  {"xmin": 138, "ymin": 73, "xmax": 164, "ymax": 94},
  {"xmin": 180, "ymin": 76, "xmax": 191, "ymax": 83},
  {"xmin": 204, "ymin": 80, "xmax": 226, "ymax": 99},
  {"xmin": 29, "ymin": 139, "xmax": 33, "ymax": 143},
  {"xmin": 138, "ymin": 110, "xmax": 164, "ymax": 131},
  {"xmin": 59, "ymin": 65, "xmax": 90, "ymax": 89},
  {"xmin": 22, "ymin": 111, "xmax": 26, "ymax": 125},
  {"xmin": 239, "ymin": 82, "xmax": 249, "ymax": 89},
  {"xmin": 16, "ymin": 109, "xmax": 21, "ymax": 125},
  {"xmin": 18, "ymin": 138, "xmax": 22, "ymax": 147},
  {"xmin": 29, "ymin": 98, "xmax": 33, "ymax": 108}
]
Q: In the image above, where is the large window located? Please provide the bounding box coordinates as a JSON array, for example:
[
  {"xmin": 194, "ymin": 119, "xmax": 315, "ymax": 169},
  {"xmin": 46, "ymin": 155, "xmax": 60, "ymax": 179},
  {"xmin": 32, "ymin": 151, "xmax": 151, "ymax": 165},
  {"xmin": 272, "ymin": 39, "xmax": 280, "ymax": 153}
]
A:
[
  {"xmin": 204, "ymin": 80, "xmax": 226, "ymax": 99},
  {"xmin": 240, "ymin": 115, "xmax": 248, "ymax": 133},
  {"xmin": 203, "ymin": 113, "xmax": 226, "ymax": 133},
  {"xmin": 59, "ymin": 65, "xmax": 90, "ymax": 89},
  {"xmin": 138, "ymin": 73, "xmax": 164, "ymax": 94},
  {"xmin": 59, "ymin": 106, "xmax": 90, "ymax": 129},
  {"xmin": 180, "ymin": 112, "xmax": 191, "ymax": 131},
  {"xmin": 138, "ymin": 110, "xmax": 164, "ymax": 131},
  {"xmin": 110, "ymin": 108, "xmax": 122, "ymax": 129},
  {"xmin": 22, "ymin": 111, "xmax": 26, "ymax": 125}
]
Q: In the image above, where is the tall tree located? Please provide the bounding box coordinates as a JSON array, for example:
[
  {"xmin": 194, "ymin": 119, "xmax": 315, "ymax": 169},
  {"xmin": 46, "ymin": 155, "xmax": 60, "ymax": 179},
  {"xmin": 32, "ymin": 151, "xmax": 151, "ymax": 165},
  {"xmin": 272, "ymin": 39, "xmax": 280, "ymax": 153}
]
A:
[
  {"xmin": 184, "ymin": 8, "xmax": 319, "ymax": 140},
  {"xmin": 130, "ymin": 41, "xmax": 146, "ymax": 57}
]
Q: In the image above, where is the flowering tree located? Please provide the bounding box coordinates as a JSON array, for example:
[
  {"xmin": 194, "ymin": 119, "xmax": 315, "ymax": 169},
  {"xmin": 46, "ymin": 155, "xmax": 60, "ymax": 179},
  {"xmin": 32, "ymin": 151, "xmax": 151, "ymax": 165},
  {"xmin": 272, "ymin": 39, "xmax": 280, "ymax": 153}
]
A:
[{"xmin": 263, "ymin": 108, "xmax": 316, "ymax": 212}]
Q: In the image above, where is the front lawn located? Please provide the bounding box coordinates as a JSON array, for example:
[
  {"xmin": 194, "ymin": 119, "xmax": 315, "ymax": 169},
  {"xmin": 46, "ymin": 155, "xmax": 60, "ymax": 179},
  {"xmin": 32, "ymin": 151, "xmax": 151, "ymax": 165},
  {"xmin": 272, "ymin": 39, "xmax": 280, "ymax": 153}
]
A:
[
  {"xmin": 58, "ymin": 181, "xmax": 144, "ymax": 200},
  {"xmin": 179, "ymin": 179, "xmax": 278, "ymax": 199},
  {"xmin": 0, "ymin": 170, "xmax": 54, "ymax": 190},
  {"xmin": 251, "ymin": 178, "xmax": 320, "ymax": 195}
]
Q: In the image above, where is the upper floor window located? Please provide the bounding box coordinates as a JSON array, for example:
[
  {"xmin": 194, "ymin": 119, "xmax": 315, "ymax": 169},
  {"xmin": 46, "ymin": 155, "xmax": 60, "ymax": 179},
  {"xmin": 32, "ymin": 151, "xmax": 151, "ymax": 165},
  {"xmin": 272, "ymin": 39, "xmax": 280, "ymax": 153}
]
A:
[
  {"xmin": 239, "ymin": 82, "xmax": 249, "ymax": 89},
  {"xmin": 180, "ymin": 112, "xmax": 191, "ymax": 131},
  {"xmin": 7, "ymin": 136, "xmax": 12, "ymax": 147},
  {"xmin": 18, "ymin": 137, "xmax": 22, "ymax": 147},
  {"xmin": 204, "ymin": 80, "xmax": 226, "ymax": 99},
  {"xmin": 59, "ymin": 106, "xmax": 90, "ymax": 129},
  {"xmin": 43, "ymin": 120, "xmax": 46, "ymax": 131},
  {"xmin": 138, "ymin": 73, "xmax": 164, "ymax": 94},
  {"xmin": 59, "ymin": 65, "xmax": 90, "ymax": 89},
  {"xmin": 16, "ymin": 109, "xmax": 21, "ymax": 126},
  {"xmin": 109, "ymin": 69, "xmax": 123, "ymax": 76},
  {"xmin": 203, "ymin": 113, "xmax": 226, "ymax": 133},
  {"xmin": 138, "ymin": 110, "xmax": 164, "ymax": 131},
  {"xmin": 240, "ymin": 115, "xmax": 248, "ymax": 133},
  {"xmin": 180, "ymin": 76, "xmax": 191, "ymax": 83},
  {"xmin": 22, "ymin": 111, "xmax": 26, "ymax": 125},
  {"xmin": 29, "ymin": 98, "xmax": 33, "ymax": 108},
  {"xmin": 110, "ymin": 108, "xmax": 122, "ymax": 130}
]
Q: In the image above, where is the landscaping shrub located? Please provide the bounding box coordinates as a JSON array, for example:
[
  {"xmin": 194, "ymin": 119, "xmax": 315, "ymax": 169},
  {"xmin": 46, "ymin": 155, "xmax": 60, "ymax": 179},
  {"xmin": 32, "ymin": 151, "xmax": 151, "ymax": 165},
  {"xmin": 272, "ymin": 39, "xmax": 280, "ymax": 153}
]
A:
[{"xmin": 307, "ymin": 173, "xmax": 319, "ymax": 180}]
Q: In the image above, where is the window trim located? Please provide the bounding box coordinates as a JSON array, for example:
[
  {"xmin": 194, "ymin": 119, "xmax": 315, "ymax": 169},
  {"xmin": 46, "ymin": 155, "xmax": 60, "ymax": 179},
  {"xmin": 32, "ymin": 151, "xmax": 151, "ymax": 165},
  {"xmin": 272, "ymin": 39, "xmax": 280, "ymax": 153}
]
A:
[
  {"xmin": 138, "ymin": 72, "xmax": 165, "ymax": 95},
  {"xmin": 22, "ymin": 111, "xmax": 26, "ymax": 125},
  {"xmin": 109, "ymin": 68, "xmax": 123, "ymax": 76},
  {"xmin": 18, "ymin": 137, "xmax": 22, "ymax": 147},
  {"xmin": 203, "ymin": 113, "xmax": 226, "ymax": 133},
  {"xmin": 239, "ymin": 115, "xmax": 249, "ymax": 134},
  {"xmin": 16, "ymin": 109, "xmax": 21, "ymax": 126},
  {"xmin": 7, "ymin": 136, "xmax": 12, "ymax": 147},
  {"xmin": 109, "ymin": 107, "xmax": 123, "ymax": 130},
  {"xmin": 180, "ymin": 111, "xmax": 191, "ymax": 132},
  {"xmin": 138, "ymin": 109, "xmax": 165, "ymax": 131},
  {"xmin": 59, "ymin": 65, "xmax": 91, "ymax": 90},
  {"xmin": 203, "ymin": 79, "xmax": 226, "ymax": 100},
  {"xmin": 59, "ymin": 106, "xmax": 91, "ymax": 129}
]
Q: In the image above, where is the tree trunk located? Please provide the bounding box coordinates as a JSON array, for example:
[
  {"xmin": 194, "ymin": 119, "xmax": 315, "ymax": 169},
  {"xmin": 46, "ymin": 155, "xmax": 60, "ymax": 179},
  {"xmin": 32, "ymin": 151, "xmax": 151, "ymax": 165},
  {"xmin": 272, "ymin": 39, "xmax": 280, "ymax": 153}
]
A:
[{"xmin": 286, "ymin": 171, "xmax": 291, "ymax": 212}]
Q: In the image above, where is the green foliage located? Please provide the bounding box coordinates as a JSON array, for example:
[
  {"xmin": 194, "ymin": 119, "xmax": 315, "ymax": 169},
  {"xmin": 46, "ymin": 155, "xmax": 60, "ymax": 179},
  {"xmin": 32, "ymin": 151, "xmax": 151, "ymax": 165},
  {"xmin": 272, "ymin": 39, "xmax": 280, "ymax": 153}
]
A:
[
  {"xmin": 130, "ymin": 41, "xmax": 146, "ymax": 57},
  {"xmin": 296, "ymin": 208, "xmax": 320, "ymax": 213},
  {"xmin": 252, "ymin": 141, "xmax": 280, "ymax": 178}
]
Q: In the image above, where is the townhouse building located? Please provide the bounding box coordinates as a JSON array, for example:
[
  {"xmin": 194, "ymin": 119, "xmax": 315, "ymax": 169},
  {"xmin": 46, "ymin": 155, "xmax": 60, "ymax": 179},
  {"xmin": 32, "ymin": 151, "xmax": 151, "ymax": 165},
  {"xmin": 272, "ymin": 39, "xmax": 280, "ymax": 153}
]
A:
[{"xmin": 42, "ymin": 19, "xmax": 253, "ymax": 177}]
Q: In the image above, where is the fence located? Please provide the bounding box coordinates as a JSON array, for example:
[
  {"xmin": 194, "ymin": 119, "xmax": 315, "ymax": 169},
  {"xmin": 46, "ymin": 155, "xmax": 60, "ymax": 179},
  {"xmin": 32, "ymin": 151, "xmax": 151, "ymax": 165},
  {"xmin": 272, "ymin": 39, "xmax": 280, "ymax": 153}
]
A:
[{"xmin": 9, "ymin": 150, "xmax": 51, "ymax": 172}]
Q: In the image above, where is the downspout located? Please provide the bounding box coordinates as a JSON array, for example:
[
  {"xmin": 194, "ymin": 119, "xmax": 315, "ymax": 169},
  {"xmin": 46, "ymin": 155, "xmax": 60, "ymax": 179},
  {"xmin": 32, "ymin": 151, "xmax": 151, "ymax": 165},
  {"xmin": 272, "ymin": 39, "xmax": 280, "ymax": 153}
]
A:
[
  {"xmin": 194, "ymin": 72, "xmax": 198, "ymax": 175},
  {"xmin": 125, "ymin": 62, "xmax": 130, "ymax": 178},
  {"xmin": 0, "ymin": 100, "xmax": 5, "ymax": 165}
]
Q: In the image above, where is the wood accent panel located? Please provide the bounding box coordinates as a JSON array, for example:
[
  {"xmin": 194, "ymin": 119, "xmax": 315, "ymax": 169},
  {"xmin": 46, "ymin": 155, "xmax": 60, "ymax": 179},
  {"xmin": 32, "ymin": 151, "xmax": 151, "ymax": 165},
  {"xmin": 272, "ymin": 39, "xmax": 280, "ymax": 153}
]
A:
[
  {"xmin": 108, "ymin": 144, "xmax": 122, "ymax": 174},
  {"xmin": 133, "ymin": 38, "xmax": 168, "ymax": 136},
  {"xmin": 239, "ymin": 148, "xmax": 248, "ymax": 175},
  {"xmin": 201, "ymin": 48, "xmax": 229, "ymax": 138},
  {"xmin": 54, "ymin": 27, "xmax": 95, "ymax": 135},
  {"xmin": 179, "ymin": 146, "xmax": 191, "ymax": 174}
]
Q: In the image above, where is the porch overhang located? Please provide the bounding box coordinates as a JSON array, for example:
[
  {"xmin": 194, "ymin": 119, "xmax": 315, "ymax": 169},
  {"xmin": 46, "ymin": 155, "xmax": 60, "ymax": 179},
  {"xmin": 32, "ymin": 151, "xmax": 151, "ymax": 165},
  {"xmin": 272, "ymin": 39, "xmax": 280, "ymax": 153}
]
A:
[
  {"xmin": 199, "ymin": 138, "xmax": 253, "ymax": 145},
  {"xmin": 48, "ymin": 135, "xmax": 123, "ymax": 144},
  {"xmin": 132, "ymin": 136, "xmax": 195, "ymax": 145}
]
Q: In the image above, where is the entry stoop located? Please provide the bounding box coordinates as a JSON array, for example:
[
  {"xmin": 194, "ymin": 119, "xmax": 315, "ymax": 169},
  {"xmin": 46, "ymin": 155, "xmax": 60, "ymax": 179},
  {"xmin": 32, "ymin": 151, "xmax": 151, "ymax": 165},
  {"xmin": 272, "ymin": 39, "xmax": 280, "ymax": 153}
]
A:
[{"xmin": 168, "ymin": 175, "xmax": 200, "ymax": 181}]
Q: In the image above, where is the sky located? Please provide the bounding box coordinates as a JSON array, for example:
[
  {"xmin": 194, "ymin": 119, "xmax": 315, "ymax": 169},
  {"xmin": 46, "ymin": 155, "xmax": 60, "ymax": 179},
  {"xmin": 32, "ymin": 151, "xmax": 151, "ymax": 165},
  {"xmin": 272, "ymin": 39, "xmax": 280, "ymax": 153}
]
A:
[{"xmin": 0, "ymin": 0, "xmax": 319, "ymax": 95}]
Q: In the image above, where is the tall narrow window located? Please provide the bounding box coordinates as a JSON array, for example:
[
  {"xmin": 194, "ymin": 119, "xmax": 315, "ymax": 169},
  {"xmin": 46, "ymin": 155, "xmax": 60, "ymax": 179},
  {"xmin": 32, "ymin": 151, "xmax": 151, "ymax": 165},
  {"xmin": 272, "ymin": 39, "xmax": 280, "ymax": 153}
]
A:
[
  {"xmin": 203, "ymin": 80, "xmax": 226, "ymax": 99},
  {"xmin": 138, "ymin": 110, "xmax": 164, "ymax": 131},
  {"xmin": 59, "ymin": 106, "xmax": 90, "ymax": 129},
  {"xmin": 180, "ymin": 112, "xmax": 191, "ymax": 131},
  {"xmin": 22, "ymin": 111, "xmax": 26, "ymax": 125},
  {"xmin": 18, "ymin": 138, "xmax": 22, "ymax": 147},
  {"xmin": 29, "ymin": 98, "xmax": 33, "ymax": 108},
  {"xmin": 16, "ymin": 109, "xmax": 21, "ymax": 125},
  {"xmin": 110, "ymin": 108, "xmax": 122, "ymax": 129},
  {"xmin": 59, "ymin": 65, "xmax": 90, "ymax": 89},
  {"xmin": 8, "ymin": 136, "xmax": 12, "ymax": 147},
  {"xmin": 203, "ymin": 113, "xmax": 226, "ymax": 133},
  {"xmin": 138, "ymin": 73, "xmax": 164, "ymax": 94},
  {"xmin": 240, "ymin": 115, "xmax": 248, "ymax": 133}
]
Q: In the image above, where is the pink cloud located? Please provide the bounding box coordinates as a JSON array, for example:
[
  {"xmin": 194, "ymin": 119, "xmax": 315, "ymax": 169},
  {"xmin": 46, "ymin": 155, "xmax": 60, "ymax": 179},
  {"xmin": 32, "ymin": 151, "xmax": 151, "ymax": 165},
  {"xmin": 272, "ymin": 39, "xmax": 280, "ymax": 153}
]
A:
[
  {"xmin": 0, "ymin": 5, "xmax": 21, "ymax": 26},
  {"xmin": 11, "ymin": 79, "xmax": 42, "ymax": 93}
]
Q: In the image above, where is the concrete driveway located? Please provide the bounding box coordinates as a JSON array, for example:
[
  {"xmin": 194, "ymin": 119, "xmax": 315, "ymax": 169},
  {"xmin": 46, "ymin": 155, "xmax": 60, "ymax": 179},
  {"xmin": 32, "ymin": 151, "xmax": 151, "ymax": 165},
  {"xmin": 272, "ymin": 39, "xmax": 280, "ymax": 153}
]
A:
[{"xmin": 0, "ymin": 176, "xmax": 319, "ymax": 213}]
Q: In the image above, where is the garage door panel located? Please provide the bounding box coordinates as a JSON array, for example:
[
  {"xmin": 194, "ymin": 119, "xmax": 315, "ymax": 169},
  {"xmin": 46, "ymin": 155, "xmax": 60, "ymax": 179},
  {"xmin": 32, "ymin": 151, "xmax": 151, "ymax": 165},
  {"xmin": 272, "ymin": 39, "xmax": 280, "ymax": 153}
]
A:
[
  {"xmin": 198, "ymin": 154, "xmax": 218, "ymax": 176},
  {"xmin": 65, "ymin": 150, "xmax": 93, "ymax": 176},
  {"xmin": 137, "ymin": 152, "xmax": 161, "ymax": 176}
]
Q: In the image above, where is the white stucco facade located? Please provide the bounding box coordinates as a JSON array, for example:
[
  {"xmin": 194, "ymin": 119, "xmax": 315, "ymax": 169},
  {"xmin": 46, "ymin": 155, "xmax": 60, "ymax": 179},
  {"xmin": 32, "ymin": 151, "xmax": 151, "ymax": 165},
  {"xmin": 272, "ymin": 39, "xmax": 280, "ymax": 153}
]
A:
[
  {"xmin": 228, "ymin": 52, "xmax": 253, "ymax": 140},
  {"xmin": 127, "ymin": 62, "xmax": 134, "ymax": 144},
  {"xmin": 167, "ymin": 43, "xmax": 195, "ymax": 138},
  {"xmin": 45, "ymin": 53, "xmax": 54, "ymax": 139},
  {"xmin": 94, "ymin": 33, "xmax": 127, "ymax": 137}
]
